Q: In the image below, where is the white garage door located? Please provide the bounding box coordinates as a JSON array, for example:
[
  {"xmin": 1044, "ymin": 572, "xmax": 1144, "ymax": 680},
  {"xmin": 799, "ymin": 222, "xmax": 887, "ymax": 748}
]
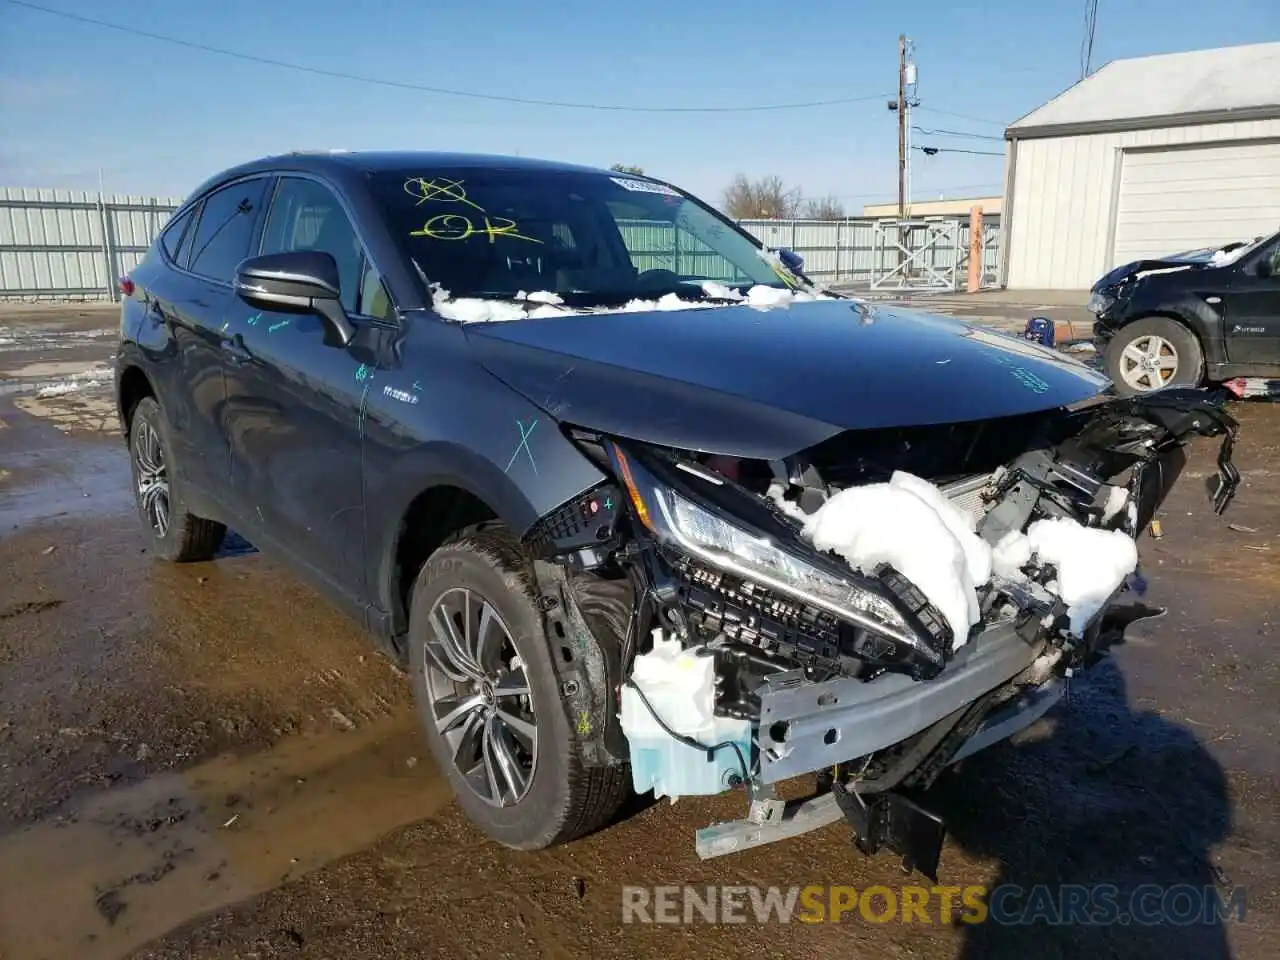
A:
[{"xmin": 1111, "ymin": 140, "xmax": 1280, "ymax": 266}]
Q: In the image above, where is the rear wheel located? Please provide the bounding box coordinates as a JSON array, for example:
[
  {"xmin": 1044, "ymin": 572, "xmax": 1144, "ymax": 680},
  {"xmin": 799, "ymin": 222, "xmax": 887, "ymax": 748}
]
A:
[
  {"xmin": 128, "ymin": 396, "xmax": 226, "ymax": 562},
  {"xmin": 1103, "ymin": 317, "xmax": 1204, "ymax": 397},
  {"xmin": 407, "ymin": 524, "xmax": 629, "ymax": 849}
]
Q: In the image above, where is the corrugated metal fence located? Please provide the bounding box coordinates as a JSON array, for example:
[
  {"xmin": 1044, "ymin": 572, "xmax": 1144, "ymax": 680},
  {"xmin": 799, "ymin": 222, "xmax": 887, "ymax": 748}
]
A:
[
  {"xmin": 0, "ymin": 188, "xmax": 1002, "ymax": 300},
  {"xmin": 739, "ymin": 217, "xmax": 1003, "ymax": 289},
  {"xmin": 0, "ymin": 188, "xmax": 183, "ymax": 300}
]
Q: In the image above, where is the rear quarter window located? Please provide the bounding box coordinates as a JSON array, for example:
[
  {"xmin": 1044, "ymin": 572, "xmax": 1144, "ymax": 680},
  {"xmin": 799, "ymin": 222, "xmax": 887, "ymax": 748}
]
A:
[{"xmin": 158, "ymin": 207, "xmax": 194, "ymax": 265}]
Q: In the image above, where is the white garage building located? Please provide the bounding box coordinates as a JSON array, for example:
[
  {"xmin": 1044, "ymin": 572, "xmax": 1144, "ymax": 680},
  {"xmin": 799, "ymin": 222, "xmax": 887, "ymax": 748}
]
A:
[{"xmin": 1000, "ymin": 41, "xmax": 1280, "ymax": 290}]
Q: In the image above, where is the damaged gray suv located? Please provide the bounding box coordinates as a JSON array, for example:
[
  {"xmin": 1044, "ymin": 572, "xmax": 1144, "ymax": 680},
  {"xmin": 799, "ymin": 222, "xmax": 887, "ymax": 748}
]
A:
[{"xmin": 114, "ymin": 151, "xmax": 1241, "ymax": 877}]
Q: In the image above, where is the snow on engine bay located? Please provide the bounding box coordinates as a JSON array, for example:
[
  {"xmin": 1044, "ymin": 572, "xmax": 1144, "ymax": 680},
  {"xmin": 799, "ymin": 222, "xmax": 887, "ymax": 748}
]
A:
[{"xmin": 794, "ymin": 471, "xmax": 1140, "ymax": 647}]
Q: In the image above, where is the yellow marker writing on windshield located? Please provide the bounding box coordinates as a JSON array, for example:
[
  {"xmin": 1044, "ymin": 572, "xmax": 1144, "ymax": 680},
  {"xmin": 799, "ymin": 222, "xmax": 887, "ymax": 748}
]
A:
[
  {"xmin": 411, "ymin": 213, "xmax": 543, "ymax": 245},
  {"xmin": 403, "ymin": 177, "xmax": 485, "ymax": 212}
]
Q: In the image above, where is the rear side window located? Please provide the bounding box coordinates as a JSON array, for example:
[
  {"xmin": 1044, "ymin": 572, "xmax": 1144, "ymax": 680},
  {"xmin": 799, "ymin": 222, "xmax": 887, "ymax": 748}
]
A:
[
  {"xmin": 187, "ymin": 178, "xmax": 270, "ymax": 282},
  {"xmin": 159, "ymin": 207, "xmax": 194, "ymax": 265}
]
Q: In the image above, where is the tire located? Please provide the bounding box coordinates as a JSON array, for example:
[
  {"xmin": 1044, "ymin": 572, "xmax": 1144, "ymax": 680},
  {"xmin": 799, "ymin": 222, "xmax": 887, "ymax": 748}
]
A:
[
  {"xmin": 407, "ymin": 523, "xmax": 629, "ymax": 850},
  {"xmin": 1103, "ymin": 316, "xmax": 1204, "ymax": 397},
  {"xmin": 127, "ymin": 396, "xmax": 227, "ymax": 562}
]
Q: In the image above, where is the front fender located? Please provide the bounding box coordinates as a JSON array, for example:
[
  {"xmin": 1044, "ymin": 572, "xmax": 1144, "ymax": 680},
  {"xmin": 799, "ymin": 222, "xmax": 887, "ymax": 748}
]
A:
[
  {"xmin": 365, "ymin": 439, "xmax": 610, "ymax": 632},
  {"xmin": 361, "ymin": 320, "xmax": 609, "ymax": 623},
  {"xmin": 1115, "ymin": 291, "xmax": 1226, "ymax": 365}
]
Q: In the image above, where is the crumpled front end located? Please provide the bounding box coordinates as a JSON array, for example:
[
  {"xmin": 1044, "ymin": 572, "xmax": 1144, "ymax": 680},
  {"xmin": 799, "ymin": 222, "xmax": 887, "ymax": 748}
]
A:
[{"xmin": 522, "ymin": 385, "xmax": 1239, "ymax": 852}]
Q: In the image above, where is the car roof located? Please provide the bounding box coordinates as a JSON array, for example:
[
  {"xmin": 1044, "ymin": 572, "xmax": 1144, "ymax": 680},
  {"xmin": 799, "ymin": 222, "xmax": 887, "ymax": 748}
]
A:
[{"xmin": 184, "ymin": 151, "xmax": 628, "ymax": 204}]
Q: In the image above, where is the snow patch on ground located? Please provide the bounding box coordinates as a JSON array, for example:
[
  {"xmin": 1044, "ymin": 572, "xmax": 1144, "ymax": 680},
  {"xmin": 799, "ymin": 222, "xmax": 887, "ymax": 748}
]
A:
[
  {"xmin": 429, "ymin": 280, "xmax": 832, "ymax": 324},
  {"xmin": 36, "ymin": 379, "xmax": 103, "ymax": 398},
  {"xmin": 799, "ymin": 472, "xmax": 989, "ymax": 648}
]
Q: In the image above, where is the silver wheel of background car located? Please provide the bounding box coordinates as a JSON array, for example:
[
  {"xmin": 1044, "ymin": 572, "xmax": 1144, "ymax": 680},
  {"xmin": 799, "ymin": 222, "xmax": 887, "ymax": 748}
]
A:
[
  {"xmin": 133, "ymin": 419, "xmax": 171, "ymax": 537},
  {"xmin": 421, "ymin": 587, "xmax": 538, "ymax": 807},
  {"xmin": 1118, "ymin": 334, "xmax": 1179, "ymax": 392}
]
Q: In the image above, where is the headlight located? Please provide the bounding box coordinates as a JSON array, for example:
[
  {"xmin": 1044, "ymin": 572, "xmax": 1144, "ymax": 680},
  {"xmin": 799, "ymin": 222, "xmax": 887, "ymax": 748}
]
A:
[
  {"xmin": 607, "ymin": 442, "xmax": 913, "ymax": 643},
  {"xmin": 658, "ymin": 489, "xmax": 911, "ymax": 636},
  {"xmin": 1088, "ymin": 291, "xmax": 1115, "ymax": 315}
]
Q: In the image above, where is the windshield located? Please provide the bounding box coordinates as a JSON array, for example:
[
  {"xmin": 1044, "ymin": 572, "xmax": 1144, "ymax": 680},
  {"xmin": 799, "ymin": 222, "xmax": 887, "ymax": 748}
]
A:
[
  {"xmin": 1209, "ymin": 230, "xmax": 1278, "ymax": 267},
  {"xmin": 369, "ymin": 168, "xmax": 789, "ymax": 306}
]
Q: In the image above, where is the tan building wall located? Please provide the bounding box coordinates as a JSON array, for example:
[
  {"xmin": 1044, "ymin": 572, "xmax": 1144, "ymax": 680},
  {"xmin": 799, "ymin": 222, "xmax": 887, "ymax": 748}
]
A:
[{"xmin": 861, "ymin": 196, "xmax": 1003, "ymax": 218}]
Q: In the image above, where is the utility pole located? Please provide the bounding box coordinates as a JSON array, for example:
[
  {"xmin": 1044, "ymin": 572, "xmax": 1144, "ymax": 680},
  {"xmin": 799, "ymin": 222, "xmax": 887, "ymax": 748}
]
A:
[
  {"xmin": 887, "ymin": 35, "xmax": 917, "ymax": 279},
  {"xmin": 897, "ymin": 33, "xmax": 907, "ymax": 220}
]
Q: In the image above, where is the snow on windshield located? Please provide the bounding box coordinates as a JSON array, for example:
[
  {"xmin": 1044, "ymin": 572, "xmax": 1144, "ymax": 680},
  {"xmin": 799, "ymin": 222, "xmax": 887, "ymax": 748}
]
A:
[
  {"xmin": 795, "ymin": 472, "xmax": 1139, "ymax": 647},
  {"xmin": 430, "ymin": 281, "xmax": 834, "ymax": 324},
  {"xmin": 1209, "ymin": 233, "xmax": 1272, "ymax": 267}
]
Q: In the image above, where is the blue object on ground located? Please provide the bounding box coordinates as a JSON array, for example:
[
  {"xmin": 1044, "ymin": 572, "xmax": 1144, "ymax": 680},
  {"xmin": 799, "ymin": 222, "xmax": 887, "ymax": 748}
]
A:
[{"xmin": 1023, "ymin": 316, "xmax": 1055, "ymax": 347}]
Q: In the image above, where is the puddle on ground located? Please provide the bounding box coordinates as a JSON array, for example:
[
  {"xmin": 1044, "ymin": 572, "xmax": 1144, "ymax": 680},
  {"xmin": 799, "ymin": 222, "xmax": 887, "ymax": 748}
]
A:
[
  {"xmin": 0, "ymin": 719, "xmax": 450, "ymax": 960},
  {"xmin": 0, "ymin": 440, "xmax": 134, "ymax": 530}
]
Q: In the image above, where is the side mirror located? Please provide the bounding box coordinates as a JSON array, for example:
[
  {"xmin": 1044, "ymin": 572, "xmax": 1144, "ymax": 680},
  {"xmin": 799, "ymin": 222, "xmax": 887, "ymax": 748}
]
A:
[
  {"xmin": 777, "ymin": 247, "xmax": 805, "ymax": 274},
  {"xmin": 234, "ymin": 251, "xmax": 355, "ymax": 345},
  {"xmin": 1257, "ymin": 256, "xmax": 1274, "ymax": 279}
]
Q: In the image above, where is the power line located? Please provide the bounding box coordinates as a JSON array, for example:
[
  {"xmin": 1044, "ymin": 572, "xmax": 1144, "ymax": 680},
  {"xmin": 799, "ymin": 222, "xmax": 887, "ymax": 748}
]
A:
[
  {"xmin": 1080, "ymin": 0, "xmax": 1100, "ymax": 80},
  {"xmin": 914, "ymin": 106, "xmax": 1008, "ymax": 128},
  {"xmin": 912, "ymin": 125, "xmax": 1004, "ymax": 142},
  {"xmin": 4, "ymin": 0, "xmax": 893, "ymax": 114}
]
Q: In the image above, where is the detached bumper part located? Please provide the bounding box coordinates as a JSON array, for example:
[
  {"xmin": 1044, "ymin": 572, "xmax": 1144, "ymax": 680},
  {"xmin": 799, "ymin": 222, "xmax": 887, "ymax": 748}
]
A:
[
  {"xmin": 1121, "ymin": 388, "xmax": 1240, "ymax": 516},
  {"xmin": 831, "ymin": 783, "xmax": 945, "ymax": 883}
]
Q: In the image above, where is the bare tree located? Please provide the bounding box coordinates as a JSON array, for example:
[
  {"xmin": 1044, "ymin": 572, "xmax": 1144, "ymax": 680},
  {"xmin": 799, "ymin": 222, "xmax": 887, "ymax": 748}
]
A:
[
  {"xmin": 801, "ymin": 195, "xmax": 846, "ymax": 220},
  {"xmin": 721, "ymin": 174, "xmax": 803, "ymax": 219},
  {"xmin": 610, "ymin": 163, "xmax": 645, "ymax": 175}
]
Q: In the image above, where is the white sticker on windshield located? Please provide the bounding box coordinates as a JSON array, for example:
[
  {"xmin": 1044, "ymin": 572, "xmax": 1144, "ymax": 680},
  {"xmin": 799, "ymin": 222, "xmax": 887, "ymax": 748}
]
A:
[{"xmin": 610, "ymin": 177, "xmax": 679, "ymax": 197}]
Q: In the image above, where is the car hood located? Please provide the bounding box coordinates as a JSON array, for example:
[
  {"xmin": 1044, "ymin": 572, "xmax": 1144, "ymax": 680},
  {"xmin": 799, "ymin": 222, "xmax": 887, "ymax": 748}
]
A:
[
  {"xmin": 463, "ymin": 299, "xmax": 1111, "ymax": 459},
  {"xmin": 1091, "ymin": 252, "xmax": 1217, "ymax": 292}
]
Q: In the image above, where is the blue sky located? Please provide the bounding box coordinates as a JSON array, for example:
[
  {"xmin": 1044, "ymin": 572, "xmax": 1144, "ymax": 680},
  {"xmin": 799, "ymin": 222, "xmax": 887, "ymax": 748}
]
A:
[{"xmin": 1, "ymin": 0, "xmax": 1277, "ymax": 210}]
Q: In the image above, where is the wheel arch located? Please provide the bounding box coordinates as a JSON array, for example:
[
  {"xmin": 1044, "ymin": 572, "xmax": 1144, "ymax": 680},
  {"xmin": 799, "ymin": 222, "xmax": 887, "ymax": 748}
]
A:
[
  {"xmin": 116, "ymin": 363, "xmax": 156, "ymax": 440},
  {"xmin": 384, "ymin": 483, "xmax": 501, "ymax": 648}
]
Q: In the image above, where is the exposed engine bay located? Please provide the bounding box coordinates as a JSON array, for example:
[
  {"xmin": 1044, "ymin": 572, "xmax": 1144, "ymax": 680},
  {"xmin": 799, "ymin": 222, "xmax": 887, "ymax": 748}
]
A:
[{"xmin": 522, "ymin": 386, "xmax": 1239, "ymax": 872}]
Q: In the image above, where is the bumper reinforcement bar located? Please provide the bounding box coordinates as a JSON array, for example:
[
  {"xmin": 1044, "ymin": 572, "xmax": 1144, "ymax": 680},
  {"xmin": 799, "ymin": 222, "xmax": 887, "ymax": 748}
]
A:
[{"xmin": 694, "ymin": 675, "xmax": 1066, "ymax": 875}]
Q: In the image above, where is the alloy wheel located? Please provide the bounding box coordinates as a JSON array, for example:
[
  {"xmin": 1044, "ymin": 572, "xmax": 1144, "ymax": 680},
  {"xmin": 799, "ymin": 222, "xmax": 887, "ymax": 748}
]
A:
[
  {"xmin": 134, "ymin": 420, "xmax": 171, "ymax": 538},
  {"xmin": 1118, "ymin": 334, "xmax": 1178, "ymax": 392},
  {"xmin": 421, "ymin": 587, "xmax": 538, "ymax": 807}
]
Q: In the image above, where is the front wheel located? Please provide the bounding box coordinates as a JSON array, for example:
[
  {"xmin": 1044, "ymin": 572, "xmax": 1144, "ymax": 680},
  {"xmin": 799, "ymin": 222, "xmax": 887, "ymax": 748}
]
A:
[
  {"xmin": 1103, "ymin": 317, "xmax": 1204, "ymax": 397},
  {"xmin": 407, "ymin": 524, "xmax": 629, "ymax": 850}
]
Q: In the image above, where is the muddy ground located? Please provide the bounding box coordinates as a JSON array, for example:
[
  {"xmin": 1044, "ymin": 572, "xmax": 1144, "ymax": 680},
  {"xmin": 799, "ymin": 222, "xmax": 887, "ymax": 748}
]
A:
[{"xmin": 1, "ymin": 303, "xmax": 1277, "ymax": 960}]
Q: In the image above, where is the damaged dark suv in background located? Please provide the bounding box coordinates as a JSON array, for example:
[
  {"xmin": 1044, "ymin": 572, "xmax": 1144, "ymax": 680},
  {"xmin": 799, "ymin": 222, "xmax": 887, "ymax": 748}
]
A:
[
  {"xmin": 1090, "ymin": 228, "xmax": 1280, "ymax": 397},
  {"xmin": 114, "ymin": 151, "xmax": 1241, "ymax": 876}
]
